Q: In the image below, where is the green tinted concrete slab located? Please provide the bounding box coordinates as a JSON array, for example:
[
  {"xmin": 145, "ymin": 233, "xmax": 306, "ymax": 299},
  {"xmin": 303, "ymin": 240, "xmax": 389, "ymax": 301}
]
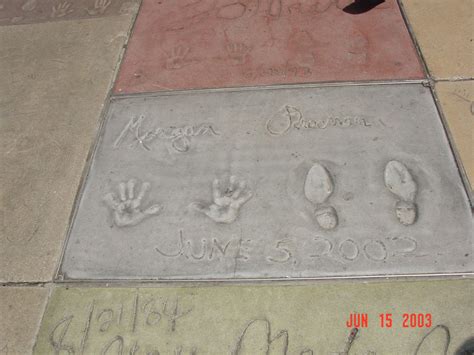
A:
[
  {"xmin": 35, "ymin": 280, "xmax": 473, "ymax": 354},
  {"xmin": 401, "ymin": 0, "xmax": 474, "ymax": 79},
  {"xmin": 0, "ymin": 286, "xmax": 49, "ymax": 355},
  {"xmin": 0, "ymin": 14, "xmax": 135, "ymax": 282},
  {"xmin": 436, "ymin": 81, "xmax": 474, "ymax": 192}
]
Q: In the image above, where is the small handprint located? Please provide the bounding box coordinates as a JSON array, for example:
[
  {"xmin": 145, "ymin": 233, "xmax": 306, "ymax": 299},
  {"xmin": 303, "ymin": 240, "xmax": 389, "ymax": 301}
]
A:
[
  {"xmin": 51, "ymin": 1, "xmax": 73, "ymax": 18},
  {"xmin": 191, "ymin": 176, "xmax": 253, "ymax": 224},
  {"xmin": 165, "ymin": 46, "xmax": 191, "ymax": 70},
  {"xmin": 22, "ymin": 0, "xmax": 38, "ymax": 12},
  {"xmin": 226, "ymin": 42, "xmax": 251, "ymax": 65},
  {"xmin": 103, "ymin": 179, "xmax": 162, "ymax": 227},
  {"xmin": 86, "ymin": 0, "xmax": 112, "ymax": 16}
]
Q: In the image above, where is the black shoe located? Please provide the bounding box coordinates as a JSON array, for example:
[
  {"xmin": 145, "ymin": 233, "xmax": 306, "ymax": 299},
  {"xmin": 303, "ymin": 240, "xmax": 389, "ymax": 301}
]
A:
[{"xmin": 342, "ymin": 0, "xmax": 385, "ymax": 14}]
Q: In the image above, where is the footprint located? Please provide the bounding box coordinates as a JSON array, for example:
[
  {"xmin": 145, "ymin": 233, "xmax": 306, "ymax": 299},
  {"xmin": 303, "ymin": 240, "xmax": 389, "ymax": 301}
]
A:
[
  {"xmin": 384, "ymin": 160, "xmax": 418, "ymax": 226},
  {"xmin": 304, "ymin": 163, "xmax": 338, "ymax": 230}
]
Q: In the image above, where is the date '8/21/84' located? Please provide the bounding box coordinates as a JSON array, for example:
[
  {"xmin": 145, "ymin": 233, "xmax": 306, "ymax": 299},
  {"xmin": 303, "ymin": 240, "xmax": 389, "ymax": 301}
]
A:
[{"xmin": 346, "ymin": 313, "xmax": 433, "ymax": 328}]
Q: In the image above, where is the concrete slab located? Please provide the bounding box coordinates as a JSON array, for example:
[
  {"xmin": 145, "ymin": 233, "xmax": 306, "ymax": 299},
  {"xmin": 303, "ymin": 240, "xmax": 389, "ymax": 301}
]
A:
[
  {"xmin": 113, "ymin": 0, "xmax": 424, "ymax": 94},
  {"xmin": 401, "ymin": 0, "xmax": 474, "ymax": 79},
  {"xmin": 0, "ymin": 286, "xmax": 49, "ymax": 355},
  {"xmin": 34, "ymin": 280, "xmax": 474, "ymax": 354},
  {"xmin": 59, "ymin": 84, "xmax": 472, "ymax": 281},
  {"xmin": 435, "ymin": 81, "xmax": 474, "ymax": 191},
  {"xmin": 0, "ymin": 0, "xmax": 139, "ymax": 26},
  {"xmin": 0, "ymin": 15, "xmax": 135, "ymax": 282}
]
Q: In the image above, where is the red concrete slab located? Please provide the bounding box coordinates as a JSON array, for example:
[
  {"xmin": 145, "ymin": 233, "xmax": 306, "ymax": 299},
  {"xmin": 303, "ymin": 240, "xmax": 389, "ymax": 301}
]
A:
[{"xmin": 114, "ymin": 0, "xmax": 424, "ymax": 94}]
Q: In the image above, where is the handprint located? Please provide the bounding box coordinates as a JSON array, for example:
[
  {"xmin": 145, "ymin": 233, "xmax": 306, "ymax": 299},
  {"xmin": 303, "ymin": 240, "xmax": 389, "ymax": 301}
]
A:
[
  {"xmin": 191, "ymin": 176, "xmax": 253, "ymax": 224},
  {"xmin": 226, "ymin": 42, "xmax": 251, "ymax": 65},
  {"xmin": 22, "ymin": 0, "xmax": 38, "ymax": 12},
  {"xmin": 51, "ymin": 1, "xmax": 73, "ymax": 18},
  {"xmin": 103, "ymin": 179, "xmax": 162, "ymax": 227},
  {"xmin": 165, "ymin": 46, "xmax": 191, "ymax": 70},
  {"xmin": 86, "ymin": 0, "xmax": 112, "ymax": 16}
]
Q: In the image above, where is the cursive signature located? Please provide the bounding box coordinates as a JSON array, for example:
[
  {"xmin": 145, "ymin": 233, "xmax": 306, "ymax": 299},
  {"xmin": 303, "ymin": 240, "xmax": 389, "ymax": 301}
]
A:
[
  {"xmin": 266, "ymin": 105, "xmax": 372, "ymax": 136},
  {"xmin": 114, "ymin": 115, "xmax": 220, "ymax": 152}
]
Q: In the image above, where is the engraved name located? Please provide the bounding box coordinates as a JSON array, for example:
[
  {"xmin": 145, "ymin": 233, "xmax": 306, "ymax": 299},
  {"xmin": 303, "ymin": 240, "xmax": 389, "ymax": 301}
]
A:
[
  {"xmin": 114, "ymin": 115, "xmax": 220, "ymax": 152},
  {"xmin": 266, "ymin": 105, "xmax": 372, "ymax": 136},
  {"xmin": 243, "ymin": 64, "xmax": 312, "ymax": 80}
]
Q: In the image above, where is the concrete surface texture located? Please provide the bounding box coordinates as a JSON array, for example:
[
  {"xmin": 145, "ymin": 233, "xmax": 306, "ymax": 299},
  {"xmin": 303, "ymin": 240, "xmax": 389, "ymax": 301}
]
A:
[
  {"xmin": 0, "ymin": 15, "xmax": 135, "ymax": 282},
  {"xmin": 1, "ymin": 0, "xmax": 472, "ymax": 352},
  {"xmin": 0, "ymin": 286, "xmax": 49, "ymax": 354},
  {"xmin": 34, "ymin": 280, "xmax": 473, "ymax": 354},
  {"xmin": 402, "ymin": 0, "xmax": 474, "ymax": 79},
  {"xmin": 435, "ymin": 80, "xmax": 474, "ymax": 191},
  {"xmin": 59, "ymin": 84, "xmax": 472, "ymax": 280},
  {"xmin": 113, "ymin": 0, "xmax": 424, "ymax": 94},
  {"xmin": 0, "ymin": 0, "xmax": 140, "ymax": 26}
]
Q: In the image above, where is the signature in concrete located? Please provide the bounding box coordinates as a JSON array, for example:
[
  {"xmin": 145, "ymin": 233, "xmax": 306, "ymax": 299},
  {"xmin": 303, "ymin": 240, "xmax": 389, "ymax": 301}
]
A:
[
  {"xmin": 266, "ymin": 105, "xmax": 371, "ymax": 136},
  {"xmin": 45, "ymin": 313, "xmax": 462, "ymax": 354},
  {"xmin": 233, "ymin": 320, "xmax": 454, "ymax": 355},
  {"xmin": 113, "ymin": 115, "xmax": 220, "ymax": 153}
]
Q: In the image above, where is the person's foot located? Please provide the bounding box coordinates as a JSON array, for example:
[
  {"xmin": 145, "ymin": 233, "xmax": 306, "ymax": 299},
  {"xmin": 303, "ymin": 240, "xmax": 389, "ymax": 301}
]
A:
[{"xmin": 342, "ymin": 0, "xmax": 385, "ymax": 14}]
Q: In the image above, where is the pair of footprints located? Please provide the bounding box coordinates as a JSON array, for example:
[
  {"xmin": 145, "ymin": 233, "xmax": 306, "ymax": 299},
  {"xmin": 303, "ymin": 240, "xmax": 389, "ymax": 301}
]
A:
[
  {"xmin": 103, "ymin": 176, "xmax": 253, "ymax": 227},
  {"xmin": 306, "ymin": 160, "xmax": 418, "ymax": 230}
]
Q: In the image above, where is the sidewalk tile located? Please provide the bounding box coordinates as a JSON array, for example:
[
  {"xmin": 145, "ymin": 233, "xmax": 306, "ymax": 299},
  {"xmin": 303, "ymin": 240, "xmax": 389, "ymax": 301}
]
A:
[
  {"xmin": 402, "ymin": 0, "xmax": 473, "ymax": 79},
  {"xmin": 0, "ymin": 0, "xmax": 139, "ymax": 26},
  {"xmin": 0, "ymin": 15, "xmax": 134, "ymax": 282},
  {"xmin": 435, "ymin": 80, "xmax": 473, "ymax": 190},
  {"xmin": 34, "ymin": 280, "xmax": 473, "ymax": 354},
  {"xmin": 0, "ymin": 286, "xmax": 49, "ymax": 355},
  {"xmin": 59, "ymin": 84, "xmax": 471, "ymax": 281},
  {"xmin": 114, "ymin": 0, "xmax": 424, "ymax": 94}
]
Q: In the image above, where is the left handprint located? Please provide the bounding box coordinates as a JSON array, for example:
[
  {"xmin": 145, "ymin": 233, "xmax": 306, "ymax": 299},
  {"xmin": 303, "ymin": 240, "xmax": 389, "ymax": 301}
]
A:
[
  {"xmin": 103, "ymin": 179, "xmax": 162, "ymax": 227},
  {"xmin": 51, "ymin": 1, "xmax": 73, "ymax": 18}
]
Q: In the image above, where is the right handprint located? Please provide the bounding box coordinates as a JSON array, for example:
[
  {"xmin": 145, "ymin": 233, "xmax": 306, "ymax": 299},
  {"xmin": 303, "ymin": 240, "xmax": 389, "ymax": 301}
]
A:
[{"xmin": 191, "ymin": 176, "xmax": 253, "ymax": 224}]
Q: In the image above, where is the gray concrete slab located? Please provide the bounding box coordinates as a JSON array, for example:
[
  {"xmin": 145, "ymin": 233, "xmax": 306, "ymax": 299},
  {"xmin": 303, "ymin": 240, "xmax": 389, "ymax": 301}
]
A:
[{"xmin": 59, "ymin": 84, "xmax": 473, "ymax": 280}]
